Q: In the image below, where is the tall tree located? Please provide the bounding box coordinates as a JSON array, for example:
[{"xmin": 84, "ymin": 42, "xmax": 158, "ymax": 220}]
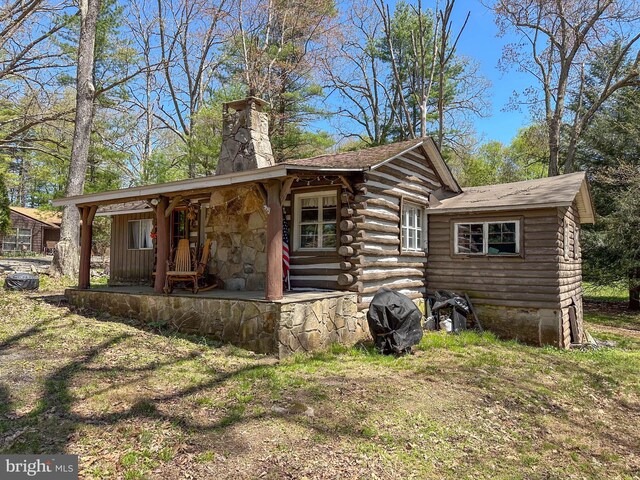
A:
[
  {"xmin": 326, "ymin": 0, "xmax": 489, "ymax": 148},
  {"xmin": 492, "ymin": 0, "xmax": 640, "ymax": 176},
  {"xmin": 52, "ymin": 0, "xmax": 101, "ymax": 278},
  {"xmin": 155, "ymin": 0, "xmax": 230, "ymax": 178},
  {"xmin": 578, "ymin": 83, "xmax": 640, "ymax": 309},
  {"xmin": 0, "ymin": 0, "xmax": 76, "ymax": 161},
  {"xmin": 322, "ymin": 2, "xmax": 394, "ymax": 145},
  {"xmin": 227, "ymin": 0, "xmax": 337, "ymax": 161}
]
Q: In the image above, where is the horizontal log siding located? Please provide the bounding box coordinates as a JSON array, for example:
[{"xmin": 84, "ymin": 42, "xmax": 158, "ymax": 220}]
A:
[
  {"xmin": 559, "ymin": 202, "xmax": 584, "ymax": 346},
  {"xmin": 427, "ymin": 208, "xmax": 564, "ymax": 310},
  {"xmin": 109, "ymin": 212, "xmax": 154, "ymax": 285},
  {"xmin": 356, "ymin": 152, "xmax": 440, "ymax": 307}
]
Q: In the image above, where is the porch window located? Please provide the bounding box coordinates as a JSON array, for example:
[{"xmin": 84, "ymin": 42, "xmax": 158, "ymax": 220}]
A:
[
  {"xmin": 454, "ymin": 221, "xmax": 519, "ymax": 255},
  {"xmin": 401, "ymin": 202, "xmax": 425, "ymax": 252},
  {"xmin": 1, "ymin": 228, "xmax": 31, "ymax": 251},
  {"xmin": 294, "ymin": 191, "xmax": 338, "ymax": 250},
  {"xmin": 128, "ymin": 219, "xmax": 153, "ymax": 250}
]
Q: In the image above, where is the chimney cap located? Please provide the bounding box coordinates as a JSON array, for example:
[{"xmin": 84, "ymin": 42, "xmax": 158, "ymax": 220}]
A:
[{"xmin": 224, "ymin": 96, "xmax": 268, "ymax": 112}]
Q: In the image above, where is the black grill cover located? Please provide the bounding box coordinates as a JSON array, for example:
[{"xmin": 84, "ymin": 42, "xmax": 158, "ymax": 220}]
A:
[
  {"xmin": 4, "ymin": 272, "xmax": 39, "ymax": 291},
  {"xmin": 367, "ymin": 288, "xmax": 423, "ymax": 354}
]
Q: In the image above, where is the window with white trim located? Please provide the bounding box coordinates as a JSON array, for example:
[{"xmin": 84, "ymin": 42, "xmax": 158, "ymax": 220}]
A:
[
  {"xmin": 294, "ymin": 191, "xmax": 338, "ymax": 250},
  {"xmin": 128, "ymin": 219, "xmax": 153, "ymax": 250},
  {"xmin": 402, "ymin": 203, "xmax": 425, "ymax": 252},
  {"xmin": 2, "ymin": 228, "xmax": 32, "ymax": 251},
  {"xmin": 454, "ymin": 221, "xmax": 519, "ymax": 255}
]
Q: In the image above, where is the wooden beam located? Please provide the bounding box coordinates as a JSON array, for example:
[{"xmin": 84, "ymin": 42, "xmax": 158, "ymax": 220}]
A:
[
  {"xmin": 265, "ymin": 180, "xmax": 283, "ymax": 301},
  {"xmin": 165, "ymin": 195, "xmax": 183, "ymax": 218},
  {"xmin": 280, "ymin": 176, "xmax": 296, "ymax": 203},
  {"xmin": 255, "ymin": 183, "xmax": 268, "ymax": 205},
  {"xmin": 154, "ymin": 197, "xmax": 170, "ymax": 293},
  {"xmin": 338, "ymin": 175, "xmax": 353, "ymax": 193},
  {"xmin": 78, "ymin": 205, "xmax": 97, "ymax": 290}
]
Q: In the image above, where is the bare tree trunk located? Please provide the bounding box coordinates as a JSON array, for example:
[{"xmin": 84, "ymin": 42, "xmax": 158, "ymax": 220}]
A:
[
  {"xmin": 51, "ymin": 0, "xmax": 101, "ymax": 278},
  {"xmin": 630, "ymin": 270, "xmax": 640, "ymax": 311},
  {"xmin": 547, "ymin": 117, "xmax": 561, "ymax": 177}
]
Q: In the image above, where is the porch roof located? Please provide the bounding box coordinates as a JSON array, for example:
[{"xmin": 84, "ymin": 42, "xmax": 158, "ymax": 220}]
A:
[
  {"xmin": 51, "ymin": 137, "xmax": 460, "ymax": 208},
  {"xmin": 52, "ymin": 164, "xmax": 289, "ymax": 208}
]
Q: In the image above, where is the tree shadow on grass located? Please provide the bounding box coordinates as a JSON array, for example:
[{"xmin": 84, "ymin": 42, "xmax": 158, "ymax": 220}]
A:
[{"xmin": 0, "ymin": 317, "xmax": 380, "ymax": 466}]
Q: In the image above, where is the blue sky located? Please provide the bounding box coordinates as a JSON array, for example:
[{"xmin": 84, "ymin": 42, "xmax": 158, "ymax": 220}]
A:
[
  {"xmin": 450, "ymin": 1, "xmax": 532, "ymax": 144},
  {"xmin": 321, "ymin": 1, "xmax": 535, "ymax": 146}
]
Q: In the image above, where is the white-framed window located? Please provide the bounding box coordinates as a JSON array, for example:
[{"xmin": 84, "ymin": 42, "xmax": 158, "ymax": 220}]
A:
[
  {"xmin": 294, "ymin": 190, "xmax": 338, "ymax": 251},
  {"xmin": 401, "ymin": 202, "xmax": 425, "ymax": 252},
  {"xmin": 454, "ymin": 221, "xmax": 520, "ymax": 255},
  {"xmin": 128, "ymin": 219, "xmax": 153, "ymax": 250},
  {"xmin": 2, "ymin": 228, "xmax": 32, "ymax": 251}
]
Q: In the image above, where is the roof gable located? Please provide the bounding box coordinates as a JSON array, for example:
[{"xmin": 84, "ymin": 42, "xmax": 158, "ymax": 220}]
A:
[
  {"xmin": 284, "ymin": 137, "xmax": 461, "ymax": 193},
  {"xmin": 53, "ymin": 137, "xmax": 462, "ymax": 208},
  {"xmin": 10, "ymin": 207, "xmax": 62, "ymax": 228}
]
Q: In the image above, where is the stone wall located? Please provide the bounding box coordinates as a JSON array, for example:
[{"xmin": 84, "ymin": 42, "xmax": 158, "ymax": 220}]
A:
[
  {"xmin": 205, "ymin": 186, "xmax": 267, "ymax": 291},
  {"xmin": 66, "ymin": 289, "xmax": 369, "ymax": 358},
  {"xmin": 278, "ymin": 295, "xmax": 369, "ymax": 357},
  {"xmin": 216, "ymin": 99, "xmax": 274, "ymax": 175}
]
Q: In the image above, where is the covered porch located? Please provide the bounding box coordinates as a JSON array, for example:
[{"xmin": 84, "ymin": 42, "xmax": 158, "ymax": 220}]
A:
[{"xmin": 56, "ymin": 165, "xmax": 293, "ymax": 300}]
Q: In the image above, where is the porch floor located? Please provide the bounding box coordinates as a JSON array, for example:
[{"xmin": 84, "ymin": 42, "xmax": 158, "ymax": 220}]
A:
[{"xmin": 80, "ymin": 285, "xmax": 348, "ymax": 304}]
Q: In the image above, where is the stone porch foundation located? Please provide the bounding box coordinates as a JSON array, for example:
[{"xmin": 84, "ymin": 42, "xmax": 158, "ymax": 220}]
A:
[{"xmin": 66, "ymin": 288, "xmax": 369, "ymax": 358}]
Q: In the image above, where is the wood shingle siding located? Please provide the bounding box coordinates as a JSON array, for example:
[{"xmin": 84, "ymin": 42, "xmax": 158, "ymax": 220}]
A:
[{"xmin": 109, "ymin": 212, "xmax": 154, "ymax": 285}]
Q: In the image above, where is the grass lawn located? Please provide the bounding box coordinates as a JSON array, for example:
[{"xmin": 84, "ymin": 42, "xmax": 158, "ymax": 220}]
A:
[{"xmin": 0, "ymin": 282, "xmax": 639, "ymax": 479}]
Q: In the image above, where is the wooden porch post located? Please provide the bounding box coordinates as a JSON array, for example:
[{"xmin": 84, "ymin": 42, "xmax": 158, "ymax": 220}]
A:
[
  {"xmin": 154, "ymin": 196, "xmax": 170, "ymax": 293},
  {"xmin": 78, "ymin": 205, "xmax": 97, "ymax": 289},
  {"xmin": 265, "ymin": 180, "xmax": 283, "ymax": 301}
]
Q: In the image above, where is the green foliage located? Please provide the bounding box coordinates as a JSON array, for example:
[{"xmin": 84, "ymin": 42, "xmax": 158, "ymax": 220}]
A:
[
  {"xmin": 0, "ymin": 172, "xmax": 10, "ymax": 234},
  {"xmin": 578, "ymin": 84, "xmax": 640, "ymax": 287},
  {"xmin": 451, "ymin": 125, "xmax": 548, "ymax": 187}
]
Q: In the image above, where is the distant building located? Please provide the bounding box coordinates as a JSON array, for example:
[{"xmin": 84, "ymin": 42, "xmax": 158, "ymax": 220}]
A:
[{"xmin": 1, "ymin": 207, "xmax": 61, "ymax": 254}]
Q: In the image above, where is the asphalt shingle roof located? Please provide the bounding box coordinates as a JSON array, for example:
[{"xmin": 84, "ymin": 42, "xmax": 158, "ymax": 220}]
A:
[{"xmin": 283, "ymin": 138, "xmax": 424, "ymax": 169}]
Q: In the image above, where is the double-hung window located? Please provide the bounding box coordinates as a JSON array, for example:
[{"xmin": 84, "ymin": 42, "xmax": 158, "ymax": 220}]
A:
[
  {"xmin": 455, "ymin": 221, "xmax": 519, "ymax": 255},
  {"xmin": 294, "ymin": 191, "xmax": 338, "ymax": 250},
  {"xmin": 128, "ymin": 219, "xmax": 154, "ymax": 250},
  {"xmin": 402, "ymin": 203, "xmax": 425, "ymax": 252},
  {"xmin": 2, "ymin": 228, "xmax": 31, "ymax": 251}
]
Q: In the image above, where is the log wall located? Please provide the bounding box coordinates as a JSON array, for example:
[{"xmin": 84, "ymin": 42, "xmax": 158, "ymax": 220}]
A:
[
  {"xmin": 349, "ymin": 149, "xmax": 443, "ymax": 308},
  {"xmin": 427, "ymin": 208, "xmax": 563, "ymax": 309},
  {"xmin": 558, "ymin": 201, "xmax": 584, "ymax": 346}
]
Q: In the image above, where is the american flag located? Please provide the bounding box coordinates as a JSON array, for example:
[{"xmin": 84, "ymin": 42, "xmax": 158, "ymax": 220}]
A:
[{"xmin": 282, "ymin": 218, "xmax": 290, "ymax": 290}]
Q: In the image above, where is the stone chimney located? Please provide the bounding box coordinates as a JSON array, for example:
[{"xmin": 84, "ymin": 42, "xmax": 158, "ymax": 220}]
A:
[{"xmin": 216, "ymin": 97, "xmax": 275, "ymax": 175}]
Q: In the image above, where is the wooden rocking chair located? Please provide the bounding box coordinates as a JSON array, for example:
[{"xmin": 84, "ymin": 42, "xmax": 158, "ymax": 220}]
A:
[{"xmin": 164, "ymin": 238, "xmax": 212, "ymax": 294}]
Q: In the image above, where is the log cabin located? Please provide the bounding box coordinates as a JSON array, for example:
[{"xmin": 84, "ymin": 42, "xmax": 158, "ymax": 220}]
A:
[
  {"xmin": 0, "ymin": 207, "xmax": 61, "ymax": 254},
  {"xmin": 53, "ymin": 97, "xmax": 595, "ymax": 356}
]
